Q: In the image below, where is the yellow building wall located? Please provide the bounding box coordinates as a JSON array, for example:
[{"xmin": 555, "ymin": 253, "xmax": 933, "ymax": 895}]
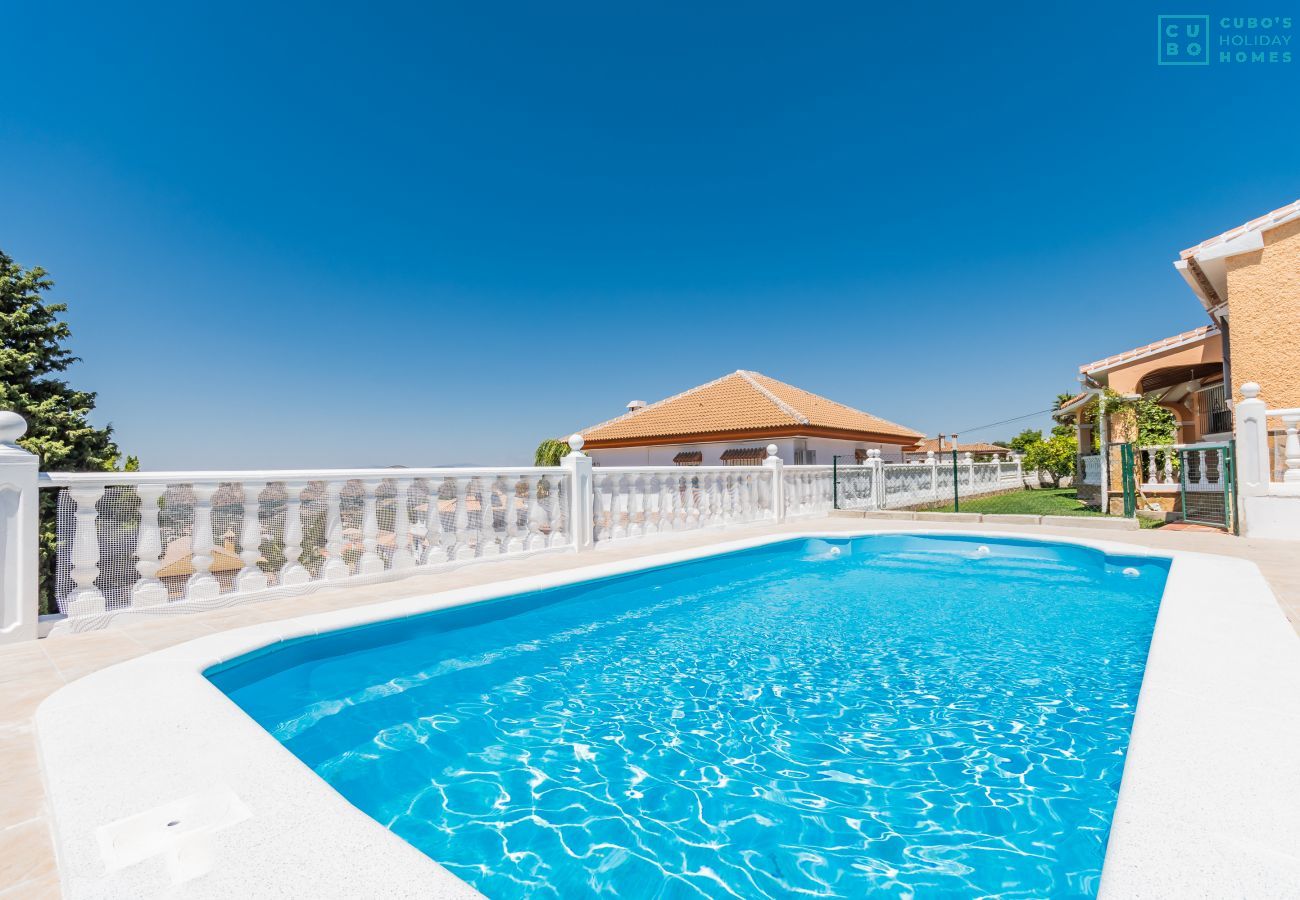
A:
[{"xmin": 1225, "ymin": 218, "xmax": 1300, "ymax": 411}]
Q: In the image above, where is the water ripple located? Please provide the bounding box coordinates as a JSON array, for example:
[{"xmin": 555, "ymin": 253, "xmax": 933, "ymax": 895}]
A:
[{"xmin": 219, "ymin": 537, "xmax": 1165, "ymax": 899}]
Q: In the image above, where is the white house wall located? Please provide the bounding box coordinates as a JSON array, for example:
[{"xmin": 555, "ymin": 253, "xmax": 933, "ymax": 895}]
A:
[{"xmin": 586, "ymin": 437, "xmax": 907, "ymax": 467}]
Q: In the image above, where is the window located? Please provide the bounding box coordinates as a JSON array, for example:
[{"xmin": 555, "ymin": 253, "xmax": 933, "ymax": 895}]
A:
[
  {"xmin": 720, "ymin": 447, "xmax": 765, "ymax": 466},
  {"xmin": 672, "ymin": 451, "xmax": 702, "ymax": 466}
]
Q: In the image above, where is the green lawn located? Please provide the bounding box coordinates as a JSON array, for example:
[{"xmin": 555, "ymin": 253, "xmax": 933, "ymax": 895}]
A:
[{"xmin": 927, "ymin": 488, "xmax": 1107, "ymax": 517}]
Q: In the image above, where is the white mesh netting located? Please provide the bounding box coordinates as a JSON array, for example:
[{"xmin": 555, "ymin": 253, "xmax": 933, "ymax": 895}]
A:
[{"xmin": 51, "ymin": 471, "xmax": 570, "ymax": 625}]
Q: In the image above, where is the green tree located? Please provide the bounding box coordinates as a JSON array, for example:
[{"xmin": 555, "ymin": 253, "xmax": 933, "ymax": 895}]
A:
[
  {"xmin": 1050, "ymin": 393, "xmax": 1078, "ymax": 438},
  {"xmin": 1080, "ymin": 389, "xmax": 1178, "ymax": 448},
  {"xmin": 1135, "ymin": 398, "xmax": 1177, "ymax": 446},
  {"xmin": 1, "ymin": 250, "xmax": 137, "ymax": 610},
  {"xmin": 1023, "ymin": 433, "xmax": 1077, "ymax": 488},
  {"xmin": 1008, "ymin": 428, "xmax": 1043, "ymax": 453},
  {"xmin": 534, "ymin": 438, "xmax": 572, "ymax": 466}
]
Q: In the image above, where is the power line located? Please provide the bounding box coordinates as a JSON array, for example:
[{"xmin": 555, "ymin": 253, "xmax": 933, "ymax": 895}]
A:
[{"xmin": 948, "ymin": 407, "xmax": 1058, "ymax": 436}]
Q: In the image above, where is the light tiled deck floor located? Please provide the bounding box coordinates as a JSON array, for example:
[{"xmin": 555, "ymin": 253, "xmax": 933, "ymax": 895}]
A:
[{"xmin": 3, "ymin": 517, "xmax": 1298, "ymax": 897}]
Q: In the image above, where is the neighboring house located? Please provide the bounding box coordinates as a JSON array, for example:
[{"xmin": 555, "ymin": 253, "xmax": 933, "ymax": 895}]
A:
[
  {"xmin": 1056, "ymin": 198, "xmax": 1300, "ymax": 522},
  {"xmin": 904, "ymin": 438, "xmax": 1013, "ymax": 463},
  {"xmin": 570, "ymin": 370, "xmax": 924, "ymax": 466}
]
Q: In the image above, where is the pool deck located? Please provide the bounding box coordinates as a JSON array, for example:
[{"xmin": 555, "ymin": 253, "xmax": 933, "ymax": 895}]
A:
[{"xmin": 4, "ymin": 516, "xmax": 1300, "ymax": 898}]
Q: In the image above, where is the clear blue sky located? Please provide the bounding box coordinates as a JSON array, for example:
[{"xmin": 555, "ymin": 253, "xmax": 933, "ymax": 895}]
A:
[{"xmin": 2, "ymin": 2, "xmax": 1296, "ymax": 468}]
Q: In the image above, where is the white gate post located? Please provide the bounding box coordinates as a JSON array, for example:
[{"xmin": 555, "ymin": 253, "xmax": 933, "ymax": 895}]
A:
[
  {"xmin": 763, "ymin": 444, "xmax": 785, "ymax": 522},
  {"xmin": 926, "ymin": 450, "xmax": 938, "ymax": 504},
  {"xmin": 562, "ymin": 434, "xmax": 594, "ymax": 551},
  {"xmin": 0, "ymin": 412, "xmax": 40, "ymax": 644},
  {"xmin": 869, "ymin": 449, "xmax": 885, "ymax": 509},
  {"xmin": 1235, "ymin": 383, "xmax": 1270, "ymax": 498}
]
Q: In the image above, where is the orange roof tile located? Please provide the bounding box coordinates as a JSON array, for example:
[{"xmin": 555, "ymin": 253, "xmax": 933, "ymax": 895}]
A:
[
  {"xmin": 576, "ymin": 370, "xmax": 924, "ymax": 443},
  {"xmin": 909, "ymin": 438, "xmax": 1008, "ymax": 455},
  {"xmin": 1180, "ymin": 198, "xmax": 1300, "ymax": 259},
  {"xmin": 1079, "ymin": 325, "xmax": 1218, "ymax": 374}
]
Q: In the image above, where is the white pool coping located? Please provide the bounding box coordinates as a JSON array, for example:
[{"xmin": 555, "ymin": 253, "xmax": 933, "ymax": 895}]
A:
[{"xmin": 34, "ymin": 528, "xmax": 1300, "ymax": 899}]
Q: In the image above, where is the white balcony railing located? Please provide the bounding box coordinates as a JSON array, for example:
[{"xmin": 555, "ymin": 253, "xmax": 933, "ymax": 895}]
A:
[
  {"xmin": 834, "ymin": 451, "xmax": 1024, "ymax": 510},
  {"xmin": 0, "ymin": 424, "xmax": 1024, "ymax": 642},
  {"xmin": 591, "ymin": 467, "xmax": 775, "ymax": 543},
  {"xmin": 45, "ymin": 467, "xmax": 573, "ymax": 624},
  {"xmin": 1138, "ymin": 445, "xmax": 1178, "ymax": 488},
  {"xmin": 1233, "ymin": 383, "xmax": 1300, "ymax": 538}
]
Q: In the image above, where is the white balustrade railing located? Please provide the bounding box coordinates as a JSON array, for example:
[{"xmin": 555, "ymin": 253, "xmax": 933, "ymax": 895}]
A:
[
  {"xmin": 1079, "ymin": 455, "xmax": 1102, "ymax": 486},
  {"xmin": 0, "ymin": 422, "xmax": 1030, "ymax": 641},
  {"xmin": 871, "ymin": 452, "xmax": 1023, "ymax": 509},
  {"xmin": 1230, "ymin": 383, "xmax": 1300, "ymax": 538},
  {"xmin": 832, "ymin": 464, "xmax": 877, "ymax": 510},
  {"xmin": 591, "ymin": 467, "xmax": 774, "ymax": 543},
  {"xmin": 1175, "ymin": 444, "xmax": 1229, "ymax": 493},
  {"xmin": 784, "ymin": 466, "xmax": 836, "ymax": 517},
  {"xmin": 1138, "ymin": 445, "xmax": 1179, "ymax": 487},
  {"xmin": 43, "ymin": 467, "xmax": 574, "ymax": 624}
]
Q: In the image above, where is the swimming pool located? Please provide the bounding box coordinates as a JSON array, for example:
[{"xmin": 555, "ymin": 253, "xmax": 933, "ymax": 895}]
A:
[{"xmin": 208, "ymin": 534, "xmax": 1169, "ymax": 898}]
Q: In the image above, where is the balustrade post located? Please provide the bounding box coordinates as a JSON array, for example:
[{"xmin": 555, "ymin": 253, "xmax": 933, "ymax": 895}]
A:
[
  {"xmin": 561, "ymin": 434, "xmax": 594, "ymax": 551},
  {"xmin": 763, "ymin": 445, "xmax": 784, "ymax": 522},
  {"xmin": 628, "ymin": 474, "xmax": 646, "ymax": 538},
  {"xmin": 504, "ymin": 476, "xmax": 525, "ymax": 554},
  {"xmin": 526, "ymin": 475, "xmax": 547, "ymax": 551},
  {"xmin": 130, "ymin": 483, "xmax": 170, "ymax": 607},
  {"xmin": 869, "ymin": 449, "xmax": 885, "ymax": 509},
  {"xmin": 279, "ymin": 481, "xmax": 309, "ymax": 587},
  {"xmin": 926, "ymin": 450, "xmax": 938, "ymax": 505},
  {"xmin": 321, "ymin": 482, "xmax": 351, "ymax": 579},
  {"xmin": 233, "ymin": 481, "xmax": 270, "ymax": 591},
  {"xmin": 186, "ymin": 484, "xmax": 221, "ymax": 600},
  {"xmin": 65, "ymin": 484, "xmax": 107, "ymax": 616},
  {"xmin": 390, "ymin": 478, "xmax": 417, "ymax": 568},
  {"xmin": 359, "ymin": 479, "xmax": 386, "ymax": 572},
  {"xmin": 1235, "ymin": 382, "xmax": 1271, "ymax": 497},
  {"xmin": 425, "ymin": 479, "xmax": 451, "ymax": 564},
  {"xmin": 612, "ymin": 474, "xmax": 629, "ymax": 540},
  {"xmin": 0, "ymin": 413, "xmax": 40, "ymax": 642},
  {"xmin": 477, "ymin": 477, "xmax": 501, "ymax": 557},
  {"xmin": 1284, "ymin": 414, "xmax": 1300, "ymax": 483}
]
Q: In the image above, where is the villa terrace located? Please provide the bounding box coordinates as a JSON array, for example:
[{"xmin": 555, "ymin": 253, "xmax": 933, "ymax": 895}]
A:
[{"xmin": 3, "ymin": 516, "xmax": 1300, "ymax": 897}]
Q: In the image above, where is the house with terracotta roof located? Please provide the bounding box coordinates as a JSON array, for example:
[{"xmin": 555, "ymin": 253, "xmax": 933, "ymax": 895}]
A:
[
  {"xmin": 904, "ymin": 438, "xmax": 1013, "ymax": 463},
  {"xmin": 570, "ymin": 370, "xmax": 925, "ymax": 467},
  {"xmin": 1055, "ymin": 198, "xmax": 1300, "ymax": 516}
]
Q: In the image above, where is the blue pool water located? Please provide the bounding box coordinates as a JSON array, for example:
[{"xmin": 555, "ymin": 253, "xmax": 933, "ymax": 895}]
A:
[{"xmin": 208, "ymin": 534, "xmax": 1168, "ymax": 899}]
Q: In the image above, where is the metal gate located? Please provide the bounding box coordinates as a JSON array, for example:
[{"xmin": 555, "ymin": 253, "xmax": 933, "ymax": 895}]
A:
[
  {"xmin": 1105, "ymin": 442, "xmax": 1138, "ymax": 517},
  {"xmin": 1118, "ymin": 443, "xmax": 1137, "ymax": 518},
  {"xmin": 1178, "ymin": 443, "xmax": 1236, "ymax": 531}
]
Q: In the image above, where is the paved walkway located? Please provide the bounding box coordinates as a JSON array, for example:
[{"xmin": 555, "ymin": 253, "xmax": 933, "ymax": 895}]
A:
[{"xmin": 3, "ymin": 517, "xmax": 1297, "ymax": 897}]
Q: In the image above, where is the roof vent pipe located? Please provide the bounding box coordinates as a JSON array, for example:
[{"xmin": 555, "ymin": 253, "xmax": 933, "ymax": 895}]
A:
[{"xmin": 626, "ymin": 400, "xmax": 647, "ymax": 413}]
